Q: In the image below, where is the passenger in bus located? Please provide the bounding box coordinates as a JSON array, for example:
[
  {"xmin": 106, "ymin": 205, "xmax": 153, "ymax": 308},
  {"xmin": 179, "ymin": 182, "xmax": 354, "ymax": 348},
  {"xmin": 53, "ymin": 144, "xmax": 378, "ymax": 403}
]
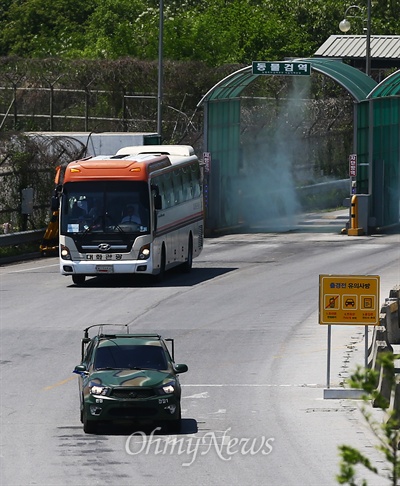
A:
[
  {"xmin": 121, "ymin": 204, "xmax": 141, "ymax": 224},
  {"xmin": 71, "ymin": 201, "xmax": 86, "ymax": 218},
  {"xmin": 88, "ymin": 202, "xmax": 103, "ymax": 220}
]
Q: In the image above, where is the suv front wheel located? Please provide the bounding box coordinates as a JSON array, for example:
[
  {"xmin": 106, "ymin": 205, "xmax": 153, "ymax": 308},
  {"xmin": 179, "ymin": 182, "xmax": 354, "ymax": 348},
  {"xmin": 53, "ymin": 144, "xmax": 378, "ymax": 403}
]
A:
[
  {"xmin": 163, "ymin": 405, "xmax": 181, "ymax": 433},
  {"xmin": 83, "ymin": 410, "xmax": 97, "ymax": 434}
]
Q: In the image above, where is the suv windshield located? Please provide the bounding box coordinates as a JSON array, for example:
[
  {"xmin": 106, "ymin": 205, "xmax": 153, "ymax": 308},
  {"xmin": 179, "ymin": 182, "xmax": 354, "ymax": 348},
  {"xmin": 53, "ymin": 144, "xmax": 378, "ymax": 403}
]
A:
[{"xmin": 94, "ymin": 344, "xmax": 168, "ymax": 371}]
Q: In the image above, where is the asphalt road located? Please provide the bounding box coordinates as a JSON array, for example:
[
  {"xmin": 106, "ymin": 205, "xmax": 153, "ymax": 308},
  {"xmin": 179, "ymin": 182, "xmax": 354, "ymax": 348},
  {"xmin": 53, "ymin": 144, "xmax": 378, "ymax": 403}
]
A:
[{"xmin": 1, "ymin": 223, "xmax": 399, "ymax": 486}]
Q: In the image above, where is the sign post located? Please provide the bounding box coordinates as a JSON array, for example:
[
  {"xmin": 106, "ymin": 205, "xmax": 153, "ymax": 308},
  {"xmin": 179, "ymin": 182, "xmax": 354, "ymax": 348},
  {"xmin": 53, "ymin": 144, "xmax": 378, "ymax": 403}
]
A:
[
  {"xmin": 349, "ymin": 154, "xmax": 357, "ymax": 178},
  {"xmin": 252, "ymin": 61, "xmax": 311, "ymax": 76},
  {"xmin": 319, "ymin": 275, "xmax": 380, "ymax": 398}
]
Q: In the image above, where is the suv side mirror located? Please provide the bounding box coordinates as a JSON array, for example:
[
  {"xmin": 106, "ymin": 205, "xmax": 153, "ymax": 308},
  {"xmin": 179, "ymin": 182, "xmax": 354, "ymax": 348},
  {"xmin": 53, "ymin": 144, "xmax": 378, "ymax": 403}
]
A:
[
  {"xmin": 73, "ymin": 364, "xmax": 88, "ymax": 375},
  {"xmin": 174, "ymin": 363, "xmax": 188, "ymax": 374}
]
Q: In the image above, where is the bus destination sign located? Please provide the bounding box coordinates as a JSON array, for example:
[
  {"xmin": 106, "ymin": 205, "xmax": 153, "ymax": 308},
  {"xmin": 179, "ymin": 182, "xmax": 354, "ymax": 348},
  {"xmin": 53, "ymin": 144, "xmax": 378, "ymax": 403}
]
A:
[
  {"xmin": 252, "ymin": 61, "xmax": 311, "ymax": 76},
  {"xmin": 319, "ymin": 274, "xmax": 380, "ymax": 325}
]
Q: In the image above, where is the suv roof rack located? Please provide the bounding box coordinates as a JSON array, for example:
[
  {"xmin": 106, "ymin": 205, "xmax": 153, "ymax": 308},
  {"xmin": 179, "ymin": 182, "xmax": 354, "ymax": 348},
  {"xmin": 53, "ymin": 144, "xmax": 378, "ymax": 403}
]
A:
[
  {"xmin": 83, "ymin": 324, "xmax": 163, "ymax": 340},
  {"xmin": 83, "ymin": 324, "xmax": 130, "ymax": 339},
  {"xmin": 98, "ymin": 333, "xmax": 162, "ymax": 340}
]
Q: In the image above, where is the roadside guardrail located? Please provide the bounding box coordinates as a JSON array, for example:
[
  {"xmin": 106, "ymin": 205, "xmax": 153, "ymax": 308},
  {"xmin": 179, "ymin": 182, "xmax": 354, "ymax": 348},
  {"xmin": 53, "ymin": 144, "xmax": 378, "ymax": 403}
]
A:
[
  {"xmin": 0, "ymin": 229, "xmax": 45, "ymax": 247},
  {"xmin": 0, "ymin": 229, "xmax": 45, "ymax": 264},
  {"xmin": 368, "ymin": 286, "xmax": 400, "ymax": 414}
]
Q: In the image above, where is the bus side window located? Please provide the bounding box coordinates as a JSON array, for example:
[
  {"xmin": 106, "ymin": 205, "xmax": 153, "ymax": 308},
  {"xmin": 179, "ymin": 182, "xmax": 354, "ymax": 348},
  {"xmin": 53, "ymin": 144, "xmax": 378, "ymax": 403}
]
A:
[
  {"xmin": 191, "ymin": 166, "xmax": 201, "ymax": 198},
  {"xmin": 173, "ymin": 170, "xmax": 183, "ymax": 204},
  {"xmin": 164, "ymin": 174, "xmax": 173, "ymax": 208},
  {"xmin": 153, "ymin": 177, "xmax": 165, "ymax": 209},
  {"xmin": 181, "ymin": 169, "xmax": 191, "ymax": 201}
]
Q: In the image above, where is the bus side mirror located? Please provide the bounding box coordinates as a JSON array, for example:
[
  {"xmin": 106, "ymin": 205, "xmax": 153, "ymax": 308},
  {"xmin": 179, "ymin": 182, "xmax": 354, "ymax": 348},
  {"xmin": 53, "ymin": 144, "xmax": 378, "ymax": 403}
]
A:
[
  {"xmin": 154, "ymin": 194, "xmax": 162, "ymax": 210},
  {"xmin": 51, "ymin": 195, "xmax": 59, "ymax": 212}
]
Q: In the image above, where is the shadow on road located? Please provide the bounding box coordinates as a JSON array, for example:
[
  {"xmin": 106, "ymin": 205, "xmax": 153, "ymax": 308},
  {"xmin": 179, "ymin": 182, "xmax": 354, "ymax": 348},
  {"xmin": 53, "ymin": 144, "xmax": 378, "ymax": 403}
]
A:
[
  {"xmin": 67, "ymin": 417, "xmax": 199, "ymax": 436},
  {"xmin": 67, "ymin": 267, "xmax": 237, "ymax": 289}
]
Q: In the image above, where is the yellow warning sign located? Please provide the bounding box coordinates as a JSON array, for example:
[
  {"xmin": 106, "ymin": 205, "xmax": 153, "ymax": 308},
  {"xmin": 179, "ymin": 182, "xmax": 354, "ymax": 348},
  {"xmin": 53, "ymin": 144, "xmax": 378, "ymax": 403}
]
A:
[{"xmin": 319, "ymin": 275, "xmax": 380, "ymax": 325}]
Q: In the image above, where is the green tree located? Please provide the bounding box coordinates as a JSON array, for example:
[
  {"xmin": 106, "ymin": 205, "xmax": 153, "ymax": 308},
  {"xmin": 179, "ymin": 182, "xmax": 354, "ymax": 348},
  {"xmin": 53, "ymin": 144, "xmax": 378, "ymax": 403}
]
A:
[
  {"xmin": 80, "ymin": 0, "xmax": 148, "ymax": 59},
  {"xmin": 337, "ymin": 352, "xmax": 400, "ymax": 486},
  {"xmin": 1, "ymin": 0, "xmax": 400, "ymax": 63},
  {"xmin": 164, "ymin": 0, "xmax": 311, "ymax": 65},
  {"xmin": 0, "ymin": 0, "xmax": 97, "ymax": 57}
]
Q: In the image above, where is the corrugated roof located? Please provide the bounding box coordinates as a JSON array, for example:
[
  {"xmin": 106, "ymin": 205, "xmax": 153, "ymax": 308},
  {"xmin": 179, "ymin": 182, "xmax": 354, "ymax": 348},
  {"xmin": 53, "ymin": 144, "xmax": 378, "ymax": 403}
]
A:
[{"xmin": 315, "ymin": 35, "xmax": 400, "ymax": 60}]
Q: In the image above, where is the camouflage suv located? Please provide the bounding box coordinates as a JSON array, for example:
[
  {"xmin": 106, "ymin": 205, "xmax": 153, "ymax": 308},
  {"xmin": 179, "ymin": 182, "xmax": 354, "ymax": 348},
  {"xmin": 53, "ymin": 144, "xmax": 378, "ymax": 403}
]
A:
[{"xmin": 73, "ymin": 325, "xmax": 188, "ymax": 434}]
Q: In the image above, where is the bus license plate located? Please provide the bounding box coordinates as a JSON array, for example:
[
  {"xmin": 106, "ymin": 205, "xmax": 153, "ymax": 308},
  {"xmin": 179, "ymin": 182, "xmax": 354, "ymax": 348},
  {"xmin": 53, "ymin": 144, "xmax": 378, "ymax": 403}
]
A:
[{"xmin": 95, "ymin": 265, "xmax": 114, "ymax": 274}]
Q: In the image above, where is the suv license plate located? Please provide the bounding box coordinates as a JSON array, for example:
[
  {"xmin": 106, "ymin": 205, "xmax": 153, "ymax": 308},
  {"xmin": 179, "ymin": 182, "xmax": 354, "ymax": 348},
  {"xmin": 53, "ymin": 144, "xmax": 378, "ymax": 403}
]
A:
[{"xmin": 95, "ymin": 265, "xmax": 114, "ymax": 274}]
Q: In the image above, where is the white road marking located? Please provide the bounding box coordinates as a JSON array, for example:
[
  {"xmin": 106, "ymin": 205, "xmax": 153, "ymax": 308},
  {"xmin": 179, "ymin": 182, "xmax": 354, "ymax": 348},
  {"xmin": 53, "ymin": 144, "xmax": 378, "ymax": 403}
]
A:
[
  {"xmin": 183, "ymin": 383, "xmax": 319, "ymax": 387},
  {"xmin": 0, "ymin": 263, "xmax": 58, "ymax": 274},
  {"xmin": 184, "ymin": 392, "xmax": 210, "ymax": 399}
]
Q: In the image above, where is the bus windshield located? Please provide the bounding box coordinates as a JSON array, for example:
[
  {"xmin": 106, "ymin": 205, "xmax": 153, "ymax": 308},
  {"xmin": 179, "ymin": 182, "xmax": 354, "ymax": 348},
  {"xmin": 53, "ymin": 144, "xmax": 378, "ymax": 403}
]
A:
[{"xmin": 60, "ymin": 181, "xmax": 150, "ymax": 235}]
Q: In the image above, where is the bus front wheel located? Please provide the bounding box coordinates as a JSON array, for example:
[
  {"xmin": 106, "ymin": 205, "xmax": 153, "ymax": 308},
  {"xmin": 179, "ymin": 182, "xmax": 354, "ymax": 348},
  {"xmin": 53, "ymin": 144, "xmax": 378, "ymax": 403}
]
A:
[
  {"xmin": 154, "ymin": 247, "xmax": 166, "ymax": 283},
  {"xmin": 181, "ymin": 236, "xmax": 193, "ymax": 273},
  {"xmin": 72, "ymin": 274, "xmax": 86, "ymax": 285}
]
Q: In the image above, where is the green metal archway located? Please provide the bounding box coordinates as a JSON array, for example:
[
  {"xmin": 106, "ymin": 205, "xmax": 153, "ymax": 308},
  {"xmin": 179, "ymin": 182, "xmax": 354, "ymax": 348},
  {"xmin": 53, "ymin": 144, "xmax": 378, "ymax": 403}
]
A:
[
  {"xmin": 199, "ymin": 58, "xmax": 376, "ymax": 104},
  {"xmin": 198, "ymin": 58, "xmax": 400, "ymax": 233}
]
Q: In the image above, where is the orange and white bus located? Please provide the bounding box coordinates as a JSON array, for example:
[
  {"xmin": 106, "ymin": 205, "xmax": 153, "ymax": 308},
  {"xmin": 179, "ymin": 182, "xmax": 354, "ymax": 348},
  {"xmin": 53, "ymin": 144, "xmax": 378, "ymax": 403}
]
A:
[{"xmin": 56, "ymin": 145, "xmax": 204, "ymax": 285}]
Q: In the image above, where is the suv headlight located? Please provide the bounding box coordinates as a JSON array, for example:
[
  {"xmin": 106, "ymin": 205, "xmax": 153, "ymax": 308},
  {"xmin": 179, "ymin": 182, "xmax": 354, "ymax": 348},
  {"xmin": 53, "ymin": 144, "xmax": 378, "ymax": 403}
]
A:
[
  {"xmin": 90, "ymin": 385, "xmax": 109, "ymax": 396},
  {"xmin": 160, "ymin": 382, "xmax": 175, "ymax": 395}
]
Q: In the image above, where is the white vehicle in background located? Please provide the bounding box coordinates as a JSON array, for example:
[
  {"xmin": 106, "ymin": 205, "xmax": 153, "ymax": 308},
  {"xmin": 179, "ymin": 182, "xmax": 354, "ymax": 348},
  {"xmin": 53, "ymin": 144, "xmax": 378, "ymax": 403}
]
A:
[{"xmin": 54, "ymin": 145, "xmax": 204, "ymax": 285}]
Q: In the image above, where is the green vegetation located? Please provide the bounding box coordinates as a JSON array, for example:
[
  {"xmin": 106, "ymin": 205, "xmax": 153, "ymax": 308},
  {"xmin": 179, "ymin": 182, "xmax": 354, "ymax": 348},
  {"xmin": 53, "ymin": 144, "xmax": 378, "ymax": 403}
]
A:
[
  {"xmin": 0, "ymin": 133, "xmax": 84, "ymax": 232},
  {"xmin": 337, "ymin": 352, "xmax": 400, "ymax": 486},
  {"xmin": 298, "ymin": 188, "xmax": 348, "ymax": 212},
  {"xmin": 0, "ymin": 242, "xmax": 41, "ymax": 260},
  {"xmin": 0, "ymin": 0, "xmax": 398, "ymax": 63}
]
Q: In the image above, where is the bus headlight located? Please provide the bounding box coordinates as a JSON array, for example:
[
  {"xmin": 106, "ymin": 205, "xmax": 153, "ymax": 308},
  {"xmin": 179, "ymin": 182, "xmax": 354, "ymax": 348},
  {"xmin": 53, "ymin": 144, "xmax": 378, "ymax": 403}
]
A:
[
  {"xmin": 138, "ymin": 245, "xmax": 150, "ymax": 260},
  {"xmin": 60, "ymin": 244, "xmax": 71, "ymax": 260}
]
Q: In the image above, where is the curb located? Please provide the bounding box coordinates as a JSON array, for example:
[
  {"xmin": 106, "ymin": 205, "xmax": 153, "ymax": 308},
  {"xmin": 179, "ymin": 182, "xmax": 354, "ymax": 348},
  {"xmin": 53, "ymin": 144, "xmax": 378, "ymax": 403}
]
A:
[{"xmin": 0, "ymin": 252, "xmax": 42, "ymax": 265}]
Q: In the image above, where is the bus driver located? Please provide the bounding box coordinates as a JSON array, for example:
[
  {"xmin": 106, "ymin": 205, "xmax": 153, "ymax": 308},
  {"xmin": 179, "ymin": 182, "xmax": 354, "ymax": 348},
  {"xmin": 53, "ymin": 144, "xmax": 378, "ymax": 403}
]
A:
[{"xmin": 121, "ymin": 204, "xmax": 141, "ymax": 225}]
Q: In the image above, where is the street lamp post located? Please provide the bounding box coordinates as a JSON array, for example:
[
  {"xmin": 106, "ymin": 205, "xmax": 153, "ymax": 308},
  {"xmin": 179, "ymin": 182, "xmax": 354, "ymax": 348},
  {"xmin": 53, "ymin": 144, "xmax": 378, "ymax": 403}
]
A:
[
  {"xmin": 157, "ymin": 0, "xmax": 164, "ymax": 138},
  {"xmin": 339, "ymin": 1, "xmax": 372, "ymax": 76},
  {"xmin": 339, "ymin": 1, "xmax": 373, "ymax": 235},
  {"xmin": 366, "ymin": 0, "xmax": 372, "ymax": 76}
]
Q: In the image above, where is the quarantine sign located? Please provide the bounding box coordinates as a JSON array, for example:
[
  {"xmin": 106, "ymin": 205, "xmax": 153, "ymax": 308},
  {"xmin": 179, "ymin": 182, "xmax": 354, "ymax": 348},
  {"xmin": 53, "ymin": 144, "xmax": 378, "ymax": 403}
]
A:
[
  {"xmin": 252, "ymin": 61, "xmax": 311, "ymax": 76},
  {"xmin": 319, "ymin": 275, "xmax": 380, "ymax": 325}
]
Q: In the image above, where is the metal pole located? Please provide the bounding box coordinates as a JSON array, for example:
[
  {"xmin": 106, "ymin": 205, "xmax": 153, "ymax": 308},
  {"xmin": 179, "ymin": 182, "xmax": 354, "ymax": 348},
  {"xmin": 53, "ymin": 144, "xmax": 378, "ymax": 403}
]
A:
[
  {"xmin": 327, "ymin": 325, "xmax": 332, "ymax": 389},
  {"xmin": 365, "ymin": 0, "xmax": 371, "ymax": 76},
  {"xmin": 157, "ymin": 0, "xmax": 164, "ymax": 138},
  {"xmin": 365, "ymin": 326, "xmax": 368, "ymax": 368},
  {"xmin": 366, "ymin": 0, "xmax": 373, "ymax": 198},
  {"xmin": 368, "ymin": 97, "xmax": 373, "ymax": 196}
]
